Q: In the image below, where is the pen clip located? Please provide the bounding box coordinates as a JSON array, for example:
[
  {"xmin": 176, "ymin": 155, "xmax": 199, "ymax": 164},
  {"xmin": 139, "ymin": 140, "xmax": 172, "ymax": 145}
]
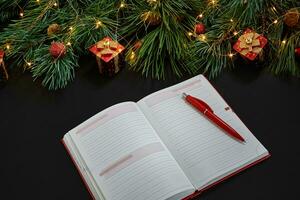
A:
[{"xmin": 194, "ymin": 97, "xmax": 214, "ymax": 113}]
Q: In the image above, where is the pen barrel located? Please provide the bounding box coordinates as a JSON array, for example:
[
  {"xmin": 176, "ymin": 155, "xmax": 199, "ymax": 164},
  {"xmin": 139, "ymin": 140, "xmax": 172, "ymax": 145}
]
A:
[
  {"xmin": 185, "ymin": 95, "xmax": 207, "ymax": 112},
  {"xmin": 205, "ymin": 111, "xmax": 245, "ymax": 142}
]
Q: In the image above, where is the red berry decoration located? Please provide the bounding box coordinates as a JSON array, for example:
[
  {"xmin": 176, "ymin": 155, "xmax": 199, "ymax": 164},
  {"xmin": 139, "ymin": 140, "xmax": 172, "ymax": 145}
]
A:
[
  {"xmin": 194, "ymin": 23, "xmax": 206, "ymax": 35},
  {"xmin": 49, "ymin": 42, "xmax": 66, "ymax": 58},
  {"xmin": 295, "ymin": 47, "xmax": 300, "ymax": 57}
]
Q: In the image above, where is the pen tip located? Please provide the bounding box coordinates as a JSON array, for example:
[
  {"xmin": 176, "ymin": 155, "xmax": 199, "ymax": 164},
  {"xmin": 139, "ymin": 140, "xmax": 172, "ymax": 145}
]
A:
[{"xmin": 182, "ymin": 93, "xmax": 188, "ymax": 98}]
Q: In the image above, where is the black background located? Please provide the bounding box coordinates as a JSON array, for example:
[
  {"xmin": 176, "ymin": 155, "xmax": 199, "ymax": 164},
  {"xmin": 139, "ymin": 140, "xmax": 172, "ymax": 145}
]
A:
[{"xmin": 1, "ymin": 57, "xmax": 300, "ymax": 200}]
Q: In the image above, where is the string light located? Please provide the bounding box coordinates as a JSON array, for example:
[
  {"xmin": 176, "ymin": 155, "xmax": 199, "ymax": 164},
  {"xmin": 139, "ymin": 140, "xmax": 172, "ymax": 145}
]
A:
[
  {"xmin": 53, "ymin": 2, "xmax": 58, "ymax": 7},
  {"xmin": 282, "ymin": 40, "xmax": 286, "ymax": 44},
  {"xmin": 130, "ymin": 52, "xmax": 136, "ymax": 60},
  {"xmin": 230, "ymin": 19, "xmax": 234, "ymax": 23},
  {"xmin": 26, "ymin": 62, "xmax": 32, "ymax": 67},
  {"xmin": 66, "ymin": 42, "xmax": 72, "ymax": 46},
  {"xmin": 188, "ymin": 32, "xmax": 193, "ymax": 36},
  {"xmin": 120, "ymin": 2, "xmax": 126, "ymax": 8},
  {"xmin": 19, "ymin": 12, "xmax": 24, "ymax": 17},
  {"xmin": 273, "ymin": 19, "xmax": 278, "ymax": 24},
  {"xmin": 198, "ymin": 34, "xmax": 206, "ymax": 41},
  {"xmin": 233, "ymin": 31, "xmax": 238, "ymax": 36},
  {"xmin": 228, "ymin": 53, "xmax": 234, "ymax": 58},
  {"xmin": 36, "ymin": 0, "xmax": 40, "ymax": 3},
  {"xmin": 6, "ymin": 44, "xmax": 10, "ymax": 50},
  {"xmin": 69, "ymin": 26, "xmax": 73, "ymax": 31},
  {"xmin": 95, "ymin": 20, "xmax": 103, "ymax": 29},
  {"xmin": 198, "ymin": 13, "xmax": 203, "ymax": 18}
]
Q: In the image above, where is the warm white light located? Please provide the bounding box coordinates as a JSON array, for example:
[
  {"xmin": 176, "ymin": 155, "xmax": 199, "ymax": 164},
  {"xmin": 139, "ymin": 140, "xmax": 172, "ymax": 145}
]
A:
[
  {"xmin": 54, "ymin": 2, "xmax": 58, "ymax": 7},
  {"xmin": 130, "ymin": 52, "xmax": 135, "ymax": 60},
  {"xmin": 282, "ymin": 40, "xmax": 286, "ymax": 44},
  {"xmin": 273, "ymin": 19, "xmax": 278, "ymax": 24},
  {"xmin": 228, "ymin": 53, "xmax": 234, "ymax": 58},
  {"xmin": 20, "ymin": 12, "xmax": 24, "ymax": 17},
  {"xmin": 233, "ymin": 31, "xmax": 238, "ymax": 36},
  {"xmin": 200, "ymin": 34, "xmax": 206, "ymax": 40},
  {"xmin": 188, "ymin": 32, "xmax": 193, "ymax": 36},
  {"xmin": 26, "ymin": 62, "xmax": 32, "ymax": 67},
  {"xmin": 66, "ymin": 42, "xmax": 71, "ymax": 46},
  {"xmin": 95, "ymin": 20, "xmax": 103, "ymax": 28},
  {"xmin": 120, "ymin": 2, "xmax": 125, "ymax": 8},
  {"xmin": 230, "ymin": 19, "xmax": 234, "ymax": 22},
  {"xmin": 198, "ymin": 14, "xmax": 203, "ymax": 18},
  {"xmin": 6, "ymin": 44, "xmax": 10, "ymax": 50}
]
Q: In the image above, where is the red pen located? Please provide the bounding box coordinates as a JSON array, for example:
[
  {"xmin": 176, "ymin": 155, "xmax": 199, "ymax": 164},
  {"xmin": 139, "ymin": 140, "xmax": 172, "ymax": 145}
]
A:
[{"xmin": 183, "ymin": 93, "xmax": 245, "ymax": 143}]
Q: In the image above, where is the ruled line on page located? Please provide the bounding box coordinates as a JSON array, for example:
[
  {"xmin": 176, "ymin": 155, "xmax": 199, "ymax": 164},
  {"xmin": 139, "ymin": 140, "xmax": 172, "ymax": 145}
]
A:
[{"xmin": 75, "ymin": 104, "xmax": 137, "ymax": 136}]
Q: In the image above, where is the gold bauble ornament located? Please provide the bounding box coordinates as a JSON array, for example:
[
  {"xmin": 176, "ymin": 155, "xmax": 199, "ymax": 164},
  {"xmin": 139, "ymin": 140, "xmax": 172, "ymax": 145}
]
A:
[
  {"xmin": 47, "ymin": 23, "xmax": 61, "ymax": 36},
  {"xmin": 284, "ymin": 8, "xmax": 299, "ymax": 27}
]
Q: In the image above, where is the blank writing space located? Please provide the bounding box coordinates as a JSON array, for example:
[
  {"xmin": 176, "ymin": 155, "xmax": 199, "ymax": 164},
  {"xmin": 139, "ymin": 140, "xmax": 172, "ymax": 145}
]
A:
[
  {"xmin": 73, "ymin": 106, "xmax": 161, "ymax": 172},
  {"xmin": 101, "ymin": 153, "xmax": 193, "ymax": 200},
  {"xmin": 142, "ymin": 79, "xmax": 263, "ymax": 187},
  {"xmin": 76, "ymin": 103, "xmax": 137, "ymax": 136}
]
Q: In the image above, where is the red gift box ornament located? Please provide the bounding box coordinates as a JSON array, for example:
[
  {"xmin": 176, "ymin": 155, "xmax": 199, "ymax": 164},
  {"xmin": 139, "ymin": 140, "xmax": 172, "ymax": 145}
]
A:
[
  {"xmin": 233, "ymin": 29, "xmax": 268, "ymax": 61},
  {"xmin": 89, "ymin": 37, "xmax": 125, "ymax": 76},
  {"xmin": 0, "ymin": 50, "xmax": 8, "ymax": 80}
]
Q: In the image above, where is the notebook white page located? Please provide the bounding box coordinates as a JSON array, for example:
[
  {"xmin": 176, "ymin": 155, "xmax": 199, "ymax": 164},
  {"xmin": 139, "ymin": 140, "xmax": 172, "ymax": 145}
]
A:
[
  {"xmin": 138, "ymin": 75, "xmax": 269, "ymax": 189},
  {"xmin": 66, "ymin": 102, "xmax": 194, "ymax": 200}
]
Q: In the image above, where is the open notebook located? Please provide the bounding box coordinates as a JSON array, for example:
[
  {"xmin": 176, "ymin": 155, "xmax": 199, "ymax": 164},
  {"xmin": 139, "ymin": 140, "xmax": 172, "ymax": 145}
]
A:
[{"xmin": 62, "ymin": 75, "xmax": 270, "ymax": 200}]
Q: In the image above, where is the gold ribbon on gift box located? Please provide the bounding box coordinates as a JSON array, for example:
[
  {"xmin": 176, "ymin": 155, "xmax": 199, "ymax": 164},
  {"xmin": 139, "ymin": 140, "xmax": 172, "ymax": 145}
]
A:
[
  {"xmin": 239, "ymin": 32, "xmax": 262, "ymax": 55},
  {"xmin": 96, "ymin": 39, "xmax": 120, "ymax": 59}
]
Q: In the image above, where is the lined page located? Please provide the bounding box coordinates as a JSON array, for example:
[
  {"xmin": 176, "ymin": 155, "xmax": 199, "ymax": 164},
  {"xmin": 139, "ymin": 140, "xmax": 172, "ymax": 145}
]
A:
[
  {"xmin": 138, "ymin": 75, "xmax": 269, "ymax": 189},
  {"xmin": 68, "ymin": 102, "xmax": 194, "ymax": 200}
]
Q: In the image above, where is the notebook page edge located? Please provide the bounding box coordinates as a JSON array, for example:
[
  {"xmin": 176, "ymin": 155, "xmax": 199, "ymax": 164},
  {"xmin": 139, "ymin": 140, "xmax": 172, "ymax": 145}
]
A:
[{"xmin": 62, "ymin": 134, "xmax": 105, "ymax": 200}]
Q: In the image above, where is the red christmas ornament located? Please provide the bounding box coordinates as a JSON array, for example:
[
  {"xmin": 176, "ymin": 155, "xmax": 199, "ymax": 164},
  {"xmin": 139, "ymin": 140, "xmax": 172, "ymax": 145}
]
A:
[
  {"xmin": 295, "ymin": 47, "xmax": 300, "ymax": 57},
  {"xmin": 194, "ymin": 23, "xmax": 206, "ymax": 35},
  {"xmin": 49, "ymin": 42, "xmax": 66, "ymax": 58}
]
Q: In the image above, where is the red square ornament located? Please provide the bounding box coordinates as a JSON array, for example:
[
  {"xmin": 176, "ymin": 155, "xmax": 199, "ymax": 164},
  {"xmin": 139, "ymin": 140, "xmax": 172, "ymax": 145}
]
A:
[{"xmin": 233, "ymin": 29, "xmax": 267, "ymax": 61}]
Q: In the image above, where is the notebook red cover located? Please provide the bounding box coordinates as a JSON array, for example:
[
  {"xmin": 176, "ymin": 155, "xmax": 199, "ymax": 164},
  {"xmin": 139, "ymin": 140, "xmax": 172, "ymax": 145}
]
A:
[{"xmin": 182, "ymin": 154, "xmax": 270, "ymax": 200}]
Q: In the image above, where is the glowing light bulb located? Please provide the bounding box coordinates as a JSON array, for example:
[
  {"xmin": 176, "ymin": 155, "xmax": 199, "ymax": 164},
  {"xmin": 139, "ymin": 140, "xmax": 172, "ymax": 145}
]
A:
[
  {"xmin": 233, "ymin": 31, "xmax": 238, "ymax": 36},
  {"xmin": 26, "ymin": 62, "xmax": 32, "ymax": 67},
  {"xmin": 54, "ymin": 2, "xmax": 58, "ymax": 7},
  {"xmin": 130, "ymin": 52, "xmax": 136, "ymax": 60},
  {"xmin": 282, "ymin": 40, "xmax": 286, "ymax": 44},
  {"xmin": 95, "ymin": 20, "xmax": 103, "ymax": 28},
  {"xmin": 120, "ymin": 2, "xmax": 125, "ymax": 8},
  {"xmin": 228, "ymin": 53, "xmax": 234, "ymax": 58},
  {"xmin": 273, "ymin": 19, "xmax": 278, "ymax": 24},
  {"xmin": 230, "ymin": 19, "xmax": 234, "ymax": 22},
  {"xmin": 200, "ymin": 34, "xmax": 206, "ymax": 40},
  {"xmin": 6, "ymin": 44, "xmax": 10, "ymax": 50},
  {"xmin": 188, "ymin": 32, "xmax": 193, "ymax": 36},
  {"xmin": 66, "ymin": 42, "xmax": 71, "ymax": 46},
  {"xmin": 198, "ymin": 14, "xmax": 203, "ymax": 18},
  {"xmin": 19, "ymin": 12, "xmax": 24, "ymax": 17}
]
